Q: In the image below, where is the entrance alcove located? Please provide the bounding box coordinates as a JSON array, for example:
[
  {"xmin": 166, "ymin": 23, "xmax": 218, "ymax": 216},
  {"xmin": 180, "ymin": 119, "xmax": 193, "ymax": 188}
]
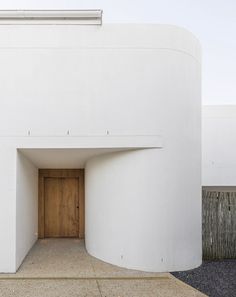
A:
[{"xmin": 16, "ymin": 147, "xmax": 149, "ymax": 271}]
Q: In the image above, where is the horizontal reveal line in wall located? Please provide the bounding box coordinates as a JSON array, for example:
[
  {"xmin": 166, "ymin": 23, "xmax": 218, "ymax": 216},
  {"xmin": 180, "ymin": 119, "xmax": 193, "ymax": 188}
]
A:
[
  {"xmin": 0, "ymin": 47, "xmax": 200, "ymax": 62},
  {"xmin": 0, "ymin": 134, "xmax": 162, "ymax": 137}
]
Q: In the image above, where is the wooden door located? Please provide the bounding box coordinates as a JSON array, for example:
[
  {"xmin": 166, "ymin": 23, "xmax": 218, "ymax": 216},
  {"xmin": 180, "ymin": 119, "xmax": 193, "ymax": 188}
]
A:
[
  {"xmin": 44, "ymin": 177, "xmax": 79, "ymax": 237},
  {"xmin": 38, "ymin": 169, "xmax": 84, "ymax": 239}
]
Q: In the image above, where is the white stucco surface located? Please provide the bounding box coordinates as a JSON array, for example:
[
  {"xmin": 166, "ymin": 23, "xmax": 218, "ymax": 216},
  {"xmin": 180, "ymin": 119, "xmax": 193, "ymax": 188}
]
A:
[
  {"xmin": 0, "ymin": 147, "xmax": 16, "ymax": 272},
  {"xmin": 86, "ymin": 149, "xmax": 201, "ymax": 272},
  {"xmin": 202, "ymin": 105, "xmax": 236, "ymax": 186},
  {"xmin": 16, "ymin": 151, "xmax": 38, "ymax": 270},
  {"xmin": 0, "ymin": 22, "xmax": 201, "ymax": 272}
]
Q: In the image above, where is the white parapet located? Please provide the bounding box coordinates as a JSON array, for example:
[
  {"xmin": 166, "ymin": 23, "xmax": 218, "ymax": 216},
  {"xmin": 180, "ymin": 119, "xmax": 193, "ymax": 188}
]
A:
[{"xmin": 0, "ymin": 10, "xmax": 103, "ymax": 25}]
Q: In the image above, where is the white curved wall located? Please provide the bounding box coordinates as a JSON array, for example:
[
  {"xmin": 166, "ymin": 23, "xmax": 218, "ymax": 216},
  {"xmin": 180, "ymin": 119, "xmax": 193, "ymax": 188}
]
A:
[
  {"xmin": 0, "ymin": 23, "xmax": 201, "ymax": 272},
  {"xmin": 85, "ymin": 26, "xmax": 201, "ymax": 272},
  {"xmin": 86, "ymin": 149, "xmax": 201, "ymax": 272},
  {"xmin": 0, "ymin": 24, "xmax": 200, "ymax": 137}
]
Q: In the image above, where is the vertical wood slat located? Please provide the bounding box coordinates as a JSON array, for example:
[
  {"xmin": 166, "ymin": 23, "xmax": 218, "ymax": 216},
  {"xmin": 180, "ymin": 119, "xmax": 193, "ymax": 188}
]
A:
[
  {"xmin": 79, "ymin": 171, "xmax": 85, "ymax": 239},
  {"xmin": 202, "ymin": 188, "xmax": 236, "ymax": 259}
]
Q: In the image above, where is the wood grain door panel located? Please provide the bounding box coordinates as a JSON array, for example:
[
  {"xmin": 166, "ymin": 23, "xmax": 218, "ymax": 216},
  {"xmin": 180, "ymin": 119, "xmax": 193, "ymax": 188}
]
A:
[
  {"xmin": 61, "ymin": 178, "xmax": 79, "ymax": 237},
  {"xmin": 38, "ymin": 169, "xmax": 84, "ymax": 239},
  {"xmin": 44, "ymin": 177, "xmax": 79, "ymax": 237},
  {"xmin": 44, "ymin": 177, "xmax": 61, "ymax": 237}
]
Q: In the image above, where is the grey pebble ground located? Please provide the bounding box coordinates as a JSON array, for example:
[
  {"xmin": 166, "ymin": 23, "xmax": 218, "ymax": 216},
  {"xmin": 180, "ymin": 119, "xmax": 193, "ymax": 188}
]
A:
[{"xmin": 172, "ymin": 259, "xmax": 236, "ymax": 297}]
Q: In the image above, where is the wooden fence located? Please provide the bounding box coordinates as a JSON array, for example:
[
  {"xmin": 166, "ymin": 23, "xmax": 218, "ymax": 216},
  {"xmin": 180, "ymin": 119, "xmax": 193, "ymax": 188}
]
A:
[{"xmin": 202, "ymin": 189, "xmax": 236, "ymax": 259}]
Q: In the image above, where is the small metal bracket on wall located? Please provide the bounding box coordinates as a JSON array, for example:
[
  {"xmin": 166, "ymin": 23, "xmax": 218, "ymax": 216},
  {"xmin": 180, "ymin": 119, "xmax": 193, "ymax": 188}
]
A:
[{"xmin": 0, "ymin": 10, "xmax": 103, "ymax": 25}]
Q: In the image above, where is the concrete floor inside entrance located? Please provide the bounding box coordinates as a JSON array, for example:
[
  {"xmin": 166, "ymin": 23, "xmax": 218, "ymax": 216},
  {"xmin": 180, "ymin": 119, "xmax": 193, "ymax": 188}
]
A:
[
  {"xmin": 6, "ymin": 239, "xmax": 168, "ymax": 278},
  {"xmin": 0, "ymin": 239, "xmax": 206, "ymax": 296}
]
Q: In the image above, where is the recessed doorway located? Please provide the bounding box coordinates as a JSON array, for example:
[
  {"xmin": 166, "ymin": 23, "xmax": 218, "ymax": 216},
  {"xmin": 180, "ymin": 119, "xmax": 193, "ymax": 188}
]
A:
[{"xmin": 38, "ymin": 169, "xmax": 84, "ymax": 239}]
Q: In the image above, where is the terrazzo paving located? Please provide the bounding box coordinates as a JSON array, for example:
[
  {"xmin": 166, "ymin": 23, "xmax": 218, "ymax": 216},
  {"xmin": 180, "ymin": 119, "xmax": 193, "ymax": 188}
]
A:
[{"xmin": 0, "ymin": 239, "xmax": 207, "ymax": 297}]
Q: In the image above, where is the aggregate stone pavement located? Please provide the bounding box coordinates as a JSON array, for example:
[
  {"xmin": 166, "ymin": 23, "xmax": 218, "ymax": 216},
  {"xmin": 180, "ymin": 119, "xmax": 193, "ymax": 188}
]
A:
[
  {"xmin": 0, "ymin": 239, "xmax": 206, "ymax": 297},
  {"xmin": 0, "ymin": 278, "xmax": 206, "ymax": 297}
]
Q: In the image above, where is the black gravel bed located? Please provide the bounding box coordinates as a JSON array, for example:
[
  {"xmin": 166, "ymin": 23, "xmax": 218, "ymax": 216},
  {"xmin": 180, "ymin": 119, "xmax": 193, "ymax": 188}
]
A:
[{"xmin": 171, "ymin": 259, "xmax": 236, "ymax": 297}]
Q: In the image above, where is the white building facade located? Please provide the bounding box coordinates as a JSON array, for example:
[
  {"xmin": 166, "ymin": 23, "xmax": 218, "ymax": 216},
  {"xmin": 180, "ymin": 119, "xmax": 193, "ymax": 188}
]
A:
[
  {"xmin": 202, "ymin": 105, "xmax": 236, "ymax": 186},
  {"xmin": 0, "ymin": 11, "xmax": 201, "ymax": 273}
]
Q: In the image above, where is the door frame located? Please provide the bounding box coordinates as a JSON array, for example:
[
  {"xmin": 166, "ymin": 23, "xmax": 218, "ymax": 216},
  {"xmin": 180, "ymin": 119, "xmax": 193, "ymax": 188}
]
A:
[{"xmin": 38, "ymin": 169, "xmax": 85, "ymax": 239}]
